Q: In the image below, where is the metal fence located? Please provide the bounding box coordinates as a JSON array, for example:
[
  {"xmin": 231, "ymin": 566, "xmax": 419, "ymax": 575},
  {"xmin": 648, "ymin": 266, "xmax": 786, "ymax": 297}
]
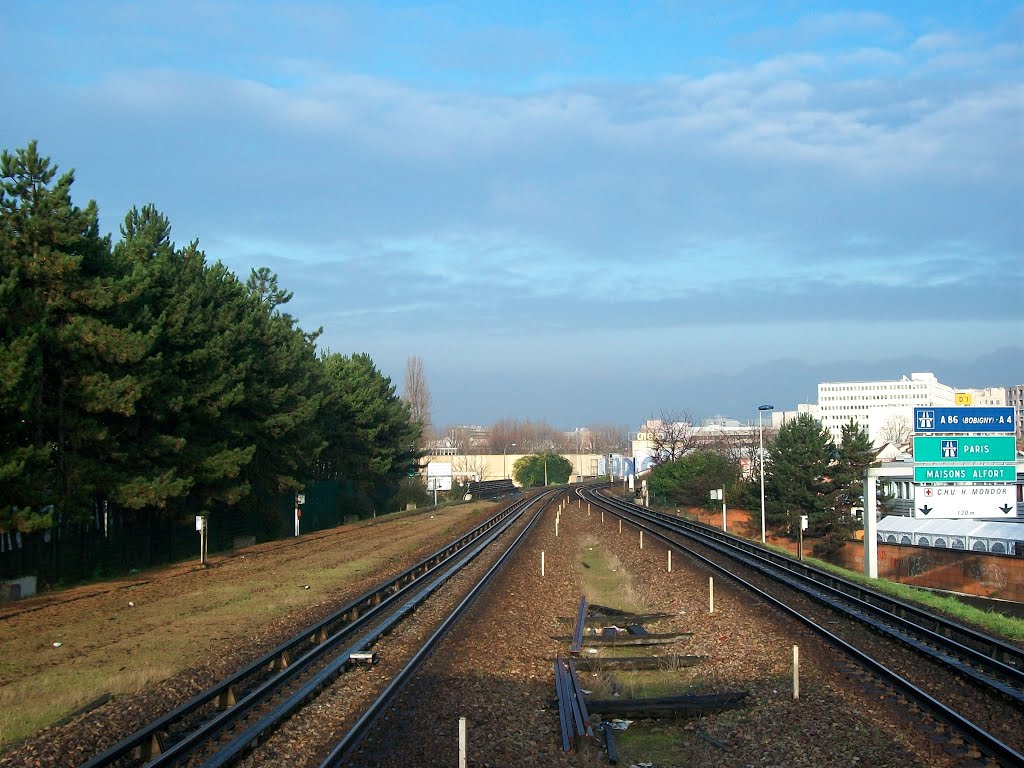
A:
[{"xmin": 0, "ymin": 480, "xmax": 345, "ymax": 587}]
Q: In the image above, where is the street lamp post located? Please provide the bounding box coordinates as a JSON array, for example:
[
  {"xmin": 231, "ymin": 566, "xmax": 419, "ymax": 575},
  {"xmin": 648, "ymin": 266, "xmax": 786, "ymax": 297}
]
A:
[
  {"xmin": 503, "ymin": 442, "xmax": 516, "ymax": 480},
  {"xmin": 758, "ymin": 404, "xmax": 775, "ymax": 544}
]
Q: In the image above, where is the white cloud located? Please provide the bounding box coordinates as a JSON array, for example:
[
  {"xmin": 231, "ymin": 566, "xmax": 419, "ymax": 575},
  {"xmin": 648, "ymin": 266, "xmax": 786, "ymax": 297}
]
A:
[{"xmin": 910, "ymin": 32, "xmax": 962, "ymax": 52}]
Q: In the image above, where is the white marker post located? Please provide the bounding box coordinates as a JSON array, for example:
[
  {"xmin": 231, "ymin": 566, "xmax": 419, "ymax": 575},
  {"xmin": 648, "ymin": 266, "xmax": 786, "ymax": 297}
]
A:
[
  {"xmin": 639, "ymin": 530, "xmax": 643, "ymax": 549},
  {"xmin": 709, "ymin": 576, "xmax": 714, "ymax": 613},
  {"xmin": 195, "ymin": 515, "xmax": 208, "ymax": 566},
  {"xmin": 459, "ymin": 716, "xmax": 467, "ymax": 768},
  {"xmin": 667, "ymin": 550, "xmax": 672, "ymax": 572},
  {"xmin": 792, "ymin": 646, "xmax": 800, "ymax": 699},
  {"xmin": 541, "ymin": 551, "xmax": 545, "ymax": 577}
]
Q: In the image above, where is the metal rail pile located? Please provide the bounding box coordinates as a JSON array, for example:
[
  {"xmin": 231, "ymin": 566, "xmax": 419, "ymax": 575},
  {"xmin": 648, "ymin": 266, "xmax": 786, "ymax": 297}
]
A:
[
  {"xmin": 569, "ymin": 594, "xmax": 588, "ymax": 656},
  {"xmin": 554, "ymin": 655, "xmax": 593, "ymax": 752}
]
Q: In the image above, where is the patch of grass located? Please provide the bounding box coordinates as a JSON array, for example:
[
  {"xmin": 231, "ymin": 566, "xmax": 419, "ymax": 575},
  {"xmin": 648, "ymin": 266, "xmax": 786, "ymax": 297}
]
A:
[
  {"xmin": 806, "ymin": 557, "xmax": 1024, "ymax": 641},
  {"xmin": 0, "ymin": 507, "xmax": 488, "ymax": 748},
  {"xmin": 578, "ymin": 537, "xmax": 642, "ymax": 613},
  {"xmin": 612, "ymin": 720, "xmax": 699, "ymax": 766}
]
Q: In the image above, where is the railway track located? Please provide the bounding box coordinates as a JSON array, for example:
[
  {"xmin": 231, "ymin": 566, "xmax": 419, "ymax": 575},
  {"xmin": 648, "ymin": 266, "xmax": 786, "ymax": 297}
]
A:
[
  {"xmin": 580, "ymin": 486, "xmax": 1024, "ymax": 767},
  {"xmin": 78, "ymin": 490, "xmax": 559, "ymax": 768}
]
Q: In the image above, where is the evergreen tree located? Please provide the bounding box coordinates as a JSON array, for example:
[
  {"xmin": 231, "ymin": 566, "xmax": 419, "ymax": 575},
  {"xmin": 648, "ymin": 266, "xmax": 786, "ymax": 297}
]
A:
[
  {"xmin": 316, "ymin": 353, "xmax": 422, "ymax": 516},
  {"xmin": 832, "ymin": 419, "xmax": 877, "ymax": 530},
  {"xmin": 240, "ymin": 269, "xmax": 324, "ymax": 495},
  {"xmin": 246, "ymin": 266, "xmax": 293, "ymax": 311},
  {"xmin": 765, "ymin": 413, "xmax": 835, "ymax": 536},
  {"xmin": 512, "ymin": 453, "xmax": 572, "ymax": 487},
  {"xmin": 110, "ymin": 215, "xmax": 255, "ymax": 515},
  {"xmin": 0, "ymin": 142, "xmax": 147, "ymax": 529},
  {"xmin": 106, "ymin": 205, "xmax": 192, "ymax": 512},
  {"xmin": 649, "ymin": 450, "xmax": 740, "ymax": 509}
]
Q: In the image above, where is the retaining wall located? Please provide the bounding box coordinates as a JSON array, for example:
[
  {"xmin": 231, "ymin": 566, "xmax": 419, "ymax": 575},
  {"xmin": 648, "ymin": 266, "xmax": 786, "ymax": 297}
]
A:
[
  {"xmin": 830, "ymin": 541, "xmax": 1024, "ymax": 603},
  {"xmin": 683, "ymin": 504, "xmax": 1024, "ymax": 602}
]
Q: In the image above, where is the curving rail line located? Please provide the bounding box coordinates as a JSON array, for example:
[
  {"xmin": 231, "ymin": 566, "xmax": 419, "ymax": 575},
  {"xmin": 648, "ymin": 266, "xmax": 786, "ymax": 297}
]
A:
[{"xmin": 579, "ymin": 486, "xmax": 1024, "ymax": 768}]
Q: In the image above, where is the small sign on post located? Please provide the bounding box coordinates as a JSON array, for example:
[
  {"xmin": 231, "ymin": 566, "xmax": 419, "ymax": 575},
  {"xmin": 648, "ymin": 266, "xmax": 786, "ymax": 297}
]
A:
[
  {"xmin": 294, "ymin": 492, "xmax": 305, "ymax": 537},
  {"xmin": 195, "ymin": 515, "xmax": 208, "ymax": 566},
  {"xmin": 710, "ymin": 488, "xmax": 726, "ymax": 531}
]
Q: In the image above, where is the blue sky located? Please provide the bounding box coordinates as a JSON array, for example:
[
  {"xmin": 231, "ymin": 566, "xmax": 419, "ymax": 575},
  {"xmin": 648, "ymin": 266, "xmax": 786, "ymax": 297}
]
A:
[{"xmin": 3, "ymin": 1, "xmax": 1022, "ymax": 429}]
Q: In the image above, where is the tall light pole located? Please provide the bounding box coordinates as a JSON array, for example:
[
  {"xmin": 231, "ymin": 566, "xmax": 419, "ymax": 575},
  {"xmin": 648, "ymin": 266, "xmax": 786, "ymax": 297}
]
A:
[
  {"xmin": 503, "ymin": 441, "xmax": 516, "ymax": 480},
  {"xmin": 758, "ymin": 404, "xmax": 774, "ymax": 544}
]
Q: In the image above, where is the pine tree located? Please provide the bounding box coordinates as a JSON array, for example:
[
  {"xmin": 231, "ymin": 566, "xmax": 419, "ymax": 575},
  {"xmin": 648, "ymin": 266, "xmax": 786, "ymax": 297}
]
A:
[
  {"xmin": 106, "ymin": 205, "xmax": 193, "ymax": 512},
  {"xmin": 765, "ymin": 413, "xmax": 835, "ymax": 536},
  {"xmin": 649, "ymin": 450, "xmax": 740, "ymax": 508},
  {"xmin": 0, "ymin": 142, "xmax": 147, "ymax": 529},
  {"xmin": 240, "ymin": 269, "xmax": 324, "ymax": 496},
  {"xmin": 832, "ymin": 419, "xmax": 878, "ymax": 530},
  {"xmin": 110, "ymin": 214, "xmax": 256, "ymax": 516},
  {"xmin": 316, "ymin": 353, "xmax": 422, "ymax": 515}
]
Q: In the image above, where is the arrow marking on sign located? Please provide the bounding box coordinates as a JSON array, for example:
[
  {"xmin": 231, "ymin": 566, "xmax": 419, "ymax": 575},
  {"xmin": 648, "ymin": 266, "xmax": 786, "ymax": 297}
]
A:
[
  {"xmin": 999, "ymin": 504, "xmax": 1013, "ymax": 515},
  {"xmin": 919, "ymin": 505, "xmax": 932, "ymax": 516}
]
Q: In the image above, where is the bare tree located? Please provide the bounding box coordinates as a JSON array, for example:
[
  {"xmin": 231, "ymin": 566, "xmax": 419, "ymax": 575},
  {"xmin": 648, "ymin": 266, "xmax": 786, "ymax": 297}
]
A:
[
  {"xmin": 699, "ymin": 426, "xmax": 747, "ymax": 466},
  {"xmin": 402, "ymin": 356, "xmax": 433, "ymax": 445},
  {"xmin": 647, "ymin": 410, "xmax": 697, "ymax": 465},
  {"xmin": 586, "ymin": 423, "xmax": 633, "ymax": 454},
  {"xmin": 878, "ymin": 414, "xmax": 913, "ymax": 447},
  {"xmin": 486, "ymin": 419, "xmax": 529, "ymax": 453},
  {"xmin": 452, "ymin": 454, "xmax": 489, "ymax": 482}
]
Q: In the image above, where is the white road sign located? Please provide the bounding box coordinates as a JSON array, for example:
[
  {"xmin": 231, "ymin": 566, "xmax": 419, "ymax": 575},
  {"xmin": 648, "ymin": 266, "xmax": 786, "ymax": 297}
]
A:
[
  {"xmin": 913, "ymin": 484, "xmax": 1017, "ymax": 519},
  {"xmin": 427, "ymin": 476, "xmax": 452, "ymax": 491}
]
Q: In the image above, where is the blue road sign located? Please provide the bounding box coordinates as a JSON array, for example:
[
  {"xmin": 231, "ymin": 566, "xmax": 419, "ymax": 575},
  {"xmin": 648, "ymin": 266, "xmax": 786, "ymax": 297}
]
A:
[{"xmin": 913, "ymin": 407, "xmax": 1015, "ymax": 434}]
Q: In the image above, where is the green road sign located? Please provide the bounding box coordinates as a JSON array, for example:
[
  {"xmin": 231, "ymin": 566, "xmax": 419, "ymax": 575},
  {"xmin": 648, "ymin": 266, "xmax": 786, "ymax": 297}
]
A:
[
  {"xmin": 913, "ymin": 465, "xmax": 1017, "ymax": 483},
  {"xmin": 913, "ymin": 435, "xmax": 1017, "ymax": 463}
]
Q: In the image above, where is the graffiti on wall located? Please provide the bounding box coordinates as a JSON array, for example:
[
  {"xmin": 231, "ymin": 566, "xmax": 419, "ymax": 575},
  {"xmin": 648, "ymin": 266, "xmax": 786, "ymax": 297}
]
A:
[{"xmin": 966, "ymin": 559, "xmax": 1008, "ymax": 591}]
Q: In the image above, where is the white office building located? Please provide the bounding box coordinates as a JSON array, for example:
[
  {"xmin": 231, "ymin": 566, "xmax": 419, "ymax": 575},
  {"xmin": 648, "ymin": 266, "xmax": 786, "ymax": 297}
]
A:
[{"xmin": 817, "ymin": 372, "xmax": 955, "ymax": 447}]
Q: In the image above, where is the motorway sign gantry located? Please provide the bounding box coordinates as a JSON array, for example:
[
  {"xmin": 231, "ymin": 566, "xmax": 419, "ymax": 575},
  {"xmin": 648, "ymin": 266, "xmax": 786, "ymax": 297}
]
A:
[
  {"xmin": 913, "ymin": 465, "xmax": 1017, "ymax": 483},
  {"xmin": 913, "ymin": 406, "xmax": 1015, "ymax": 434},
  {"xmin": 913, "ymin": 435, "xmax": 1017, "ymax": 463}
]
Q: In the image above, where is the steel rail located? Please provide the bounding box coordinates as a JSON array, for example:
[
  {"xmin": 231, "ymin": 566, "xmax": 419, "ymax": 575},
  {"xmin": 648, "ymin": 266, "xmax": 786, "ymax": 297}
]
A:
[
  {"xmin": 180, "ymin": 491, "xmax": 548, "ymax": 768},
  {"xmin": 79, "ymin": 495, "xmax": 534, "ymax": 768},
  {"xmin": 598, "ymin": 495, "xmax": 1024, "ymax": 708},
  {"xmin": 586, "ymin": 487, "xmax": 1024, "ymax": 700},
  {"xmin": 603, "ymin": 488, "xmax": 1024, "ymax": 670},
  {"xmin": 581, "ymin": 488, "xmax": 1024, "ymax": 768},
  {"xmin": 317, "ymin": 490, "xmax": 559, "ymax": 767}
]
